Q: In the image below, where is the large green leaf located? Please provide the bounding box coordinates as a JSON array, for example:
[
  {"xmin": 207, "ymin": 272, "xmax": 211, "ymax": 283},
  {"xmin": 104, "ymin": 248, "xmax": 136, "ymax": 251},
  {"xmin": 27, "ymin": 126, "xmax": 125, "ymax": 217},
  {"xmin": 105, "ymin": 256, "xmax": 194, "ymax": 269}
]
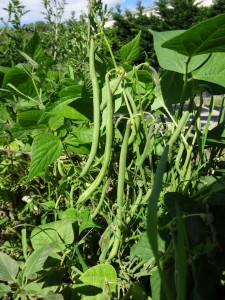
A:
[
  {"xmin": 162, "ymin": 14, "xmax": 225, "ymax": 57},
  {"xmin": 17, "ymin": 110, "xmax": 42, "ymax": 127},
  {"xmin": 78, "ymin": 208, "xmax": 100, "ymax": 235},
  {"xmin": 31, "ymin": 219, "xmax": 74, "ymax": 250},
  {"xmin": 151, "ymin": 270, "xmax": 161, "ymax": 300},
  {"xmin": 58, "ymin": 85, "xmax": 82, "ymax": 99},
  {"xmin": 22, "ymin": 244, "xmax": 56, "ymax": 282},
  {"xmin": 150, "ymin": 30, "xmax": 209, "ymax": 73},
  {"xmin": 130, "ymin": 232, "xmax": 165, "ymax": 261},
  {"xmin": 44, "ymin": 295, "xmax": 64, "ymax": 300},
  {"xmin": 22, "ymin": 282, "xmax": 44, "ymax": 297},
  {"xmin": 24, "ymin": 30, "xmax": 45, "ymax": 63},
  {"xmin": 28, "ymin": 132, "xmax": 63, "ymax": 179},
  {"xmin": 73, "ymin": 264, "xmax": 117, "ymax": 300},
  {"xmin": 0, "ymin": 252, "xmax": 18, "ymax": 282},
  {"xmin": 2, "ymin": 67, "xmax": 29, "ymax": 89},
  {"xmin": 206, "ymin": 121, "xmax": 225, "ymax": 146},
  {"xmin": 10, "ymin": 123, "xmax": 48, "ymax": 140},
  {"xmin": 72, "ymin": 127, "xmax": 93, "ymax": 144},
  {"xmin": 0, "ymin": 283, "xmax": 11, "ymax": 297},
  {"xmin": 193, "ymin": 53, "xmax": 225, "ymax": 88},
  {"xmin": 51, "ymin": 106, "xmax": 88, "ymax": 121},
  {"xmin": 120, "ymin": 31, "xmax": 141, "ymax": 64},
  {"xmin": 160, "ymin": 70, "xmax": 194, "ymax": 104}
]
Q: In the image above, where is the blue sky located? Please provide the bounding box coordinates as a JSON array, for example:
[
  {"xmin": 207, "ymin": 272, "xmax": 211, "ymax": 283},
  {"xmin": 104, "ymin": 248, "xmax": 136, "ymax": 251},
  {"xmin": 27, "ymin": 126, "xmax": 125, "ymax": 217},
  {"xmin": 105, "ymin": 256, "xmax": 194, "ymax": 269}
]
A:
[
  {"xmin": 118, "ymin": 0, "xmax": 154, "ymax": 11},
  {"xmin": 0, "ymin": 0, "xmax": 155, "ymax": 24}
]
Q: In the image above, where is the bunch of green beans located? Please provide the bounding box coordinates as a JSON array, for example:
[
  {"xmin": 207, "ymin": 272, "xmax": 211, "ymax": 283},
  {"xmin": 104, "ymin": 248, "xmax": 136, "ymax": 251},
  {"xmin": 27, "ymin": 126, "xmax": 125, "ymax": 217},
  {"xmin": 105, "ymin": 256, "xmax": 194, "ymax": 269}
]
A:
[{"xmin": 77, "ymin": 72, "xmax": 113, "ymax": 204}]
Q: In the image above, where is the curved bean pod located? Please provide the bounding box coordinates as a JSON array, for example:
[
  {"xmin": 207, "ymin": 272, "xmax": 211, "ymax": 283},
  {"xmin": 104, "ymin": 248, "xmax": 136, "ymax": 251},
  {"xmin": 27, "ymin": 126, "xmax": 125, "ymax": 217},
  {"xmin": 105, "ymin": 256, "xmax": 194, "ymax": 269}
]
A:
[
  {"xmin": 80, "ymin": 38, "xmax": 100, "ymax": 177},
  {"xmin": 77, "ymin": 73, "xmax": 113, "ymax": 204},
  {"xmin": 107, "ymin": 121, "xmax": 131, "ymax": 260}
]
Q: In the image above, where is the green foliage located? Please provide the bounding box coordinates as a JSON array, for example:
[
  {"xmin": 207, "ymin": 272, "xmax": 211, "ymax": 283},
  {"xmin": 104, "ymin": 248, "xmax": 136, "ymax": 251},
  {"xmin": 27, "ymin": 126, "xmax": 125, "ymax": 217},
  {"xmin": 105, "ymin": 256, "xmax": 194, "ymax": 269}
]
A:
[
  {"xmin": 155, "ymin": 0, "xmax": 205, "ymax": 30},
  {"xmin": 1, "ymin": 2, "xmax": 225, "ymax": 299}
]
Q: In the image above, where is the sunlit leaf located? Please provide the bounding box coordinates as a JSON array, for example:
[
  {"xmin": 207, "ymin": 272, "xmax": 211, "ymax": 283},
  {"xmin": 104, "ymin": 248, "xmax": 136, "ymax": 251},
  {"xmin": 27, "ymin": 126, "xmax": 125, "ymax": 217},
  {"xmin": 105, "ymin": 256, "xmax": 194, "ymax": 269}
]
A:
[
  {"xmin": 162, "ymin": 14, "xmax": 225, "ymax": 57},
  {"xmin": 0, "ymin": 252, "xmax": 18, "ymax": 282},
  {"xmin": 120, "ymin": 31, "xmax": 141, "ymax": 64},
  {"xmin": 28, "ymin": 132, "xmax": 63, "ymax": 179}
]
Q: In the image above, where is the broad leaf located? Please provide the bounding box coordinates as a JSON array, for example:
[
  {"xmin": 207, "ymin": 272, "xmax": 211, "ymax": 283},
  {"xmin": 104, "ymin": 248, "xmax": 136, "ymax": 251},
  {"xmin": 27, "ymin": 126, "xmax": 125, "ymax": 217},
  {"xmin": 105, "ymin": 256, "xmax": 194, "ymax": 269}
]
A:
[
  {"xmin": 2, "ymin": 67, "xmax": 29, "ymax": 89},
  {"xmin": 150, "ymin": 29, "xmax": 209, "ymax": 73},
  {"xmin": 61, "ymin": 208, "xmax": 77, "ymax": 221},
  {"xmin": 22, "ymin": 244, "xmax": 56, "ymax": 282},
  {"xmin": 31, "ymin": 219, "xmax": 74, "ymax": 250},
  {"xmin": 78, "ymin": 208, "xmax": 100, "ymax": 234},
  {"xmin": 120, "ymin": 31, "xmax": 141, "ymax": 64},
  {"xmin": 59, "ymin": 85, "xmax": 82, "ymax": 99},
  {"xmin": 0, "ymin": 252, "xmax": 18, "ymax": 282},
  {"xmin": 48, "ymin": 116, "xmax": 64, "ymax": 131},
  {"xmin": 17, "ymin": 110, "xmax": 42, "ymax": 127},
  {"xmin": 193, "ymin": 53, "xmax": 225, "ymax": 88},
  {"xmin": 161, "ymin": 70, "xmax": 194, "ymax": 104},
  {"xmin": 151, "ymin": 270, "xmax": 161, "ymax": 300},
  {"xmin": 24, "ymin": 30, "xmax": 45, "ymax": 63},
  {"xmin": 73, "ymin": 264, "xmax": 117, "ymax": 300},
  {"xmin": 51, "ymin": 106, "xmax": 88, "ymax": 121},
  {"xmin": 44, "ymin": 295, "xmax": 64, "ymax": 300},
  {"xmin": 136, "ymin": 70, "xmax": 153, "ymax": 83},
  {"xmin": 72, "ymin": 127, "xmax": 93, "ymax": 144},
  {"xmin": 130, "ymin": 232, "xmax": 165, "ymax": 260},
  {"xmin": 206, "ymin": 121, "xmax": 225, "ymax": 146},
  {"xmin": 162, "ymin": 14, "xmax": 225, "ymax": 57},
  {"xmin": 22, "ymin": 281, "xmax": 44, "ymax": 296},
  {"xmin": 28, "ymin": 132, "xmax": 63, "ymax": 179},
  {"xmin": 0, "ymin": 283, "xmax": 11, "ymax": 297}
]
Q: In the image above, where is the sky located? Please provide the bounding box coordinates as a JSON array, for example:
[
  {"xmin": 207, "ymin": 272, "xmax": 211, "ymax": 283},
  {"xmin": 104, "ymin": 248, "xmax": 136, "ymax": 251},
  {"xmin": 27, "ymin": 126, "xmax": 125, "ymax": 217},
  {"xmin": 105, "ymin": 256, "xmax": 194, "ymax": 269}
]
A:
[{"xmin": 0, "ymin": 0, "xmax": 154, "ymax": 24}]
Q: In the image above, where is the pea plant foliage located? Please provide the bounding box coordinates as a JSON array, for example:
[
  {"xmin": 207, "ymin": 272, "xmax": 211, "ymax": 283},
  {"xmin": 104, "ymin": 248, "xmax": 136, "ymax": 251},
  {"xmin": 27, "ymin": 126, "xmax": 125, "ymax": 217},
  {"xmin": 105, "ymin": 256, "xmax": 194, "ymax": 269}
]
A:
[{"xmin": 1, "ymin": 7, "xmax": 225, "ymax": 299}]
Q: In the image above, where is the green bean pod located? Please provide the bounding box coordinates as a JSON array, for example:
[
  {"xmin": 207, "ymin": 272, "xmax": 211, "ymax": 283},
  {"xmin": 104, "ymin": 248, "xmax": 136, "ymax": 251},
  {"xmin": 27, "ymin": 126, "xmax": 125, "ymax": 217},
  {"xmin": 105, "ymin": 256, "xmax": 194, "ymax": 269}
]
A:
[
  {"xmin": 77, "ymin": 73, "xmax": 113, "ymax": 204},
  {"xmin": 80, "ymin": 38, "xmax": 100, "ymax": 177},
  {"xmin": 107, "ymin": 121, "xmax": 131, "ymax": 261},
  {"xmin": 100, "ymin": 70, "xmax": 124, "ymax": 111}
]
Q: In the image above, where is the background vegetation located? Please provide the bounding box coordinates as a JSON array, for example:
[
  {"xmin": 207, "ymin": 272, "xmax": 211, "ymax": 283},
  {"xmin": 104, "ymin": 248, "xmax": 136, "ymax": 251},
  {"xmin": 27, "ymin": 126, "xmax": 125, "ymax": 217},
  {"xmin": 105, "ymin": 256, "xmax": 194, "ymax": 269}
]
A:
[{"xmin": 1, "ymin": 0, "xmax": 225, "ymax": 299}]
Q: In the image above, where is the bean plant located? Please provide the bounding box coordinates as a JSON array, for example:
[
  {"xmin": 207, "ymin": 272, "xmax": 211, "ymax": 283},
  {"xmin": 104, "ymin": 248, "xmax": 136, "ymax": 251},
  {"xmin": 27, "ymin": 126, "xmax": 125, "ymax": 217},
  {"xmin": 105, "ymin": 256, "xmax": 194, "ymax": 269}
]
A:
[{"xmin": 1, "ymin": 2, "xmax": 225, "ymax": 299}]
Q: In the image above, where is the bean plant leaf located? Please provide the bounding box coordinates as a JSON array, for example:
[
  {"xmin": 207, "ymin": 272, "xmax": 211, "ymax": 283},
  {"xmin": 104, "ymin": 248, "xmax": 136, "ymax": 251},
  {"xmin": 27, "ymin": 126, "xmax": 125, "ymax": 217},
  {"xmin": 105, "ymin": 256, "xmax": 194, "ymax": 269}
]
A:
[
  {"xmin": 22, "ymin": 243, "xmax": 56, "ymax": 283},
  {"xmin": 206, "ymin": 121, "xmax": 225, "ymax": 146},
  {"xmin": 160, "ymin": 70, "xmax": 194, "ymax": 104},
  {"xmin": 51, "ymin": 106, "xmax": 88, "ymax": 121},
  {"xmin": 150, "ymin": 29, "xmax": 209, "ymax": 74},
  {"xmin": 0, "ymin": 283, "xmax": 12, "ymax": 297},
  {"xmin": 56, "ymin": 85, "xmax": 93, "ymax": 121},
  {"xmin": 151, "ymin": 270, "xmax": 161, "ymax": 300},
  {"xmin": 17, "ymin": 110, "xmax": 42, "ymax": 127},
  {"xmin": 2, "ymin": 67, "xmax": 29, "ymax": 89},
  {"xmin": 72, "ymin": 127, "xmax": 93, "ymax": 144},
  {"xmin": 193, "ymin": 53, "xmax": 225, "ymax": 88},
  {"xmin": 130, "ymin": 232, "xmax": 165, "ymax": 260},
  {"xmin": 58, "ymin": 85, "xmax": 83, "ymax": 99},
  {"xmin": 120, "ymin": 31, "xmax": 141, "ymax": 64},
  {"xmin": 0, "ymin": 252, "xmax": 18, "ymax": 282},
  {"xmin": 24, "ymin": 30, "xmax": 45, "ymax": 63},
  {"xmin": 22, "ymin": 281, "xmax": 44, "ymax": 296},
  {"xmin": 79, "ymin": 208, "xmax": 100, "ymax": 235},
  {"xmin": 73, "ymin": 264, "xmax": 117, "ymax": 299},
  {"xmin": 44, "ymin": 295, "xmax": 64, "ymax": 300},
  {"xmin": 28, "ymin": 133, "xmax": 63, "ymax": 179},
  {"xmin": 162, "ymin": 14, "xmax": 225, "ymax": 57},
  {"xmin": 30, "ymin": 219, "xmax": 74, "ymax": 250}
]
